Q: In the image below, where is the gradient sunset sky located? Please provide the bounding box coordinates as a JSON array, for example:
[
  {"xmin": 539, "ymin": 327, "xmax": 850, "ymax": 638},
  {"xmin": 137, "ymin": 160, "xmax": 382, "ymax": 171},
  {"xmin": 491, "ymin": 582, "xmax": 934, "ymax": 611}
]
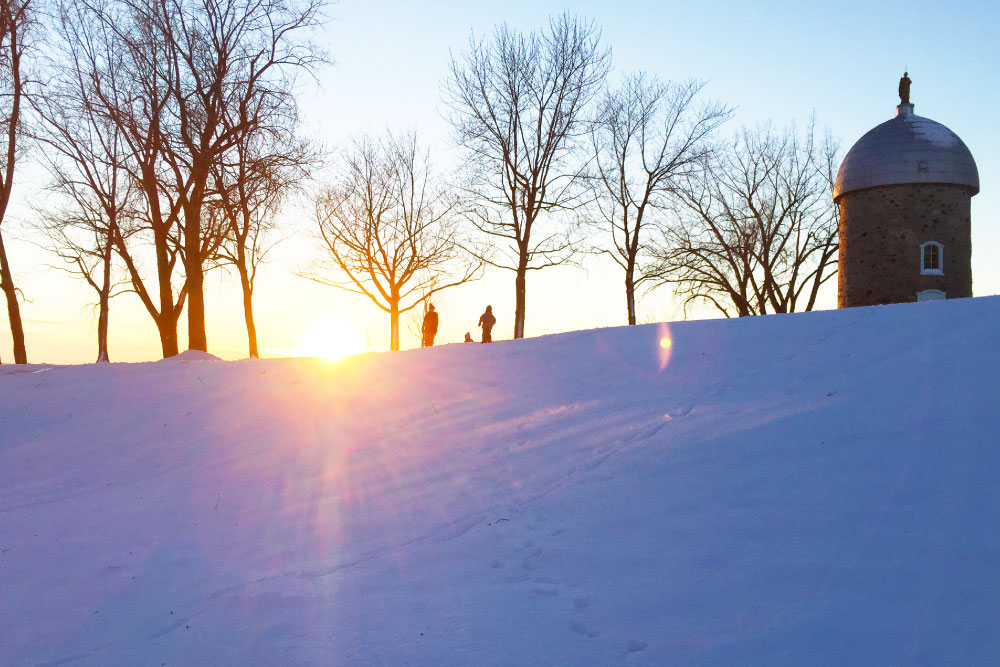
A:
[{"xmin": 2, "ymin": 0, "xmax": 997, "ymax": 363}]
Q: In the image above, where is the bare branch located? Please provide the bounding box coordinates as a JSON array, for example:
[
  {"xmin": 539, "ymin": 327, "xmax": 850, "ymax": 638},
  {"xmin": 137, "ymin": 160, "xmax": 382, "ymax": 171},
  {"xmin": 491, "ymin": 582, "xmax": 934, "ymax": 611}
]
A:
[
  {"xmin": 304, "ymin": 132, "xmax": 482, "ymax": 351},
  {"xmin": 0, "ymin": 0, "xmax": 32, "ymax": 363},
  {"xmin": 444, "ymin": 12, "xmax": 609, "ymax": 338},
  {"xmin": 651, "ymin": 119, "xmax": 840, "ymax": 317},
  {"xmin": 585, "ymin": 73, "xmax": 731, "ymax": 324}
]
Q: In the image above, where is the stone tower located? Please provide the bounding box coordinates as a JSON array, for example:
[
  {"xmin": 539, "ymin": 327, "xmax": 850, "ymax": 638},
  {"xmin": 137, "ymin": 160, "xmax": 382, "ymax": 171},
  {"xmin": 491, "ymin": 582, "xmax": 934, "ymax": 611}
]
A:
[{"xmin": 833, "ymin": 75, "xmax": 979, "ymax": 308}]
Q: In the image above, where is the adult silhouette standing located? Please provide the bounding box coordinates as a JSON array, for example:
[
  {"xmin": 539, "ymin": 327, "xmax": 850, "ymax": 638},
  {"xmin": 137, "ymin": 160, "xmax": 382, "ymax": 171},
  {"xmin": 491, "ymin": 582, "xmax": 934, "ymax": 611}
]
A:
[
  {"xmin": 422, "ymin": 304, "xmax": 439, "ymax": 347},
  {"xmin": 478, "ymin": 305, "xmax": 496, "ymax": 343}
]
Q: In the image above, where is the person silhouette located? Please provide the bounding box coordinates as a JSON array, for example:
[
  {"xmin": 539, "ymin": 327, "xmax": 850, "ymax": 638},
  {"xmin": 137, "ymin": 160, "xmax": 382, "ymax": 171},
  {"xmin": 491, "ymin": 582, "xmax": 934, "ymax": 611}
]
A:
[
  {"xmin": 478, "ymin": 305, "xmax": 496, "ymax": 343},
  {"xmin": 464, "ymin": 331, "xmax": 473, "ymax": 343},
  {"xmin": 421, "ymin": 304, "xmax": 438, "ymax": 347}
]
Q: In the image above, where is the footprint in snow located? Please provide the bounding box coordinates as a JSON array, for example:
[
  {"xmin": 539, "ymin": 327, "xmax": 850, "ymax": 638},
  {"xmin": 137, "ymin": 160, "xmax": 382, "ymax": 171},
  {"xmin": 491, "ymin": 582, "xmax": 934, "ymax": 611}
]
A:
[
  {"xmin": 521, "ymin": 541, "xmax": 544, "ymax": 571},
  {"xmin": 625, "ymin": 640, "xmax": 648, "ymax": 654},
  {"xmin": 569, "ymin": 620, "xmax": 600, "ymax": 638}
]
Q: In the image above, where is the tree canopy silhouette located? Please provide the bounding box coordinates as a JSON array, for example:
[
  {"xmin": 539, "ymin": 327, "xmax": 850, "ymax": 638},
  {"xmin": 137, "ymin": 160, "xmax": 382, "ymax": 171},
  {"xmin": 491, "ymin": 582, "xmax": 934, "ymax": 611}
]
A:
[
  {"xmin": 308, "ymin": 133, "xmax": 480, "ymax": 351},
  {"xmin": 588, "ymin": 74, "xmax": 730, "ymax": 325},
  {"xmin": 445, "ymin": 12, "xmax": 610, "ymax": 339},
  {"xmin": 655, "ymin": 120, "xmax": 839, "ymax": 317},
  {"xmin": 0, "ymin": 0, "xmax": 32, "ymax": 364},
  {"xmin": 44, "ymin": 0, "xmax": 325, "ymax": 357}
]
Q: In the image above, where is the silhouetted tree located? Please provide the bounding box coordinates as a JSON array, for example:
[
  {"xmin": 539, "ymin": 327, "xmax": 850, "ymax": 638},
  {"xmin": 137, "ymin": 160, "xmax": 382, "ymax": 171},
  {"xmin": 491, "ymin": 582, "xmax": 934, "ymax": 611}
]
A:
[
  {"xmin": 58, "ymin": 0, "xmax": 325, "ymax": 357},
  {"xmin": 155, "ymin": 0, "xmax": 325, "ymax": 353},
  {"xmin": 32, "ymin": 63, "xmax": 138, "ymax": 363},
  {"xmin": 309, "ymin": 133, "xmax": 480, "ymax": 351},
  {"xmin": 210, "ymin": 130, "xmax": 315, "ymax": 359},
  {"xmin": 56, "ymin": 0, "xmax": 186, "ymax": 357},
  {"xmin": 445, "ymin": 12, "xmax": 610, "ymax": 339},
  {"xmin": 0, "ymin": 0, "xmax": 31, "ymax": 364},
  {"xmin": 654, "ymin": 120, "xmax": 839, "ymax": 317},
  {"xmin": 588, "ymin": 74, "xmax": 730, "ymax": 325}
]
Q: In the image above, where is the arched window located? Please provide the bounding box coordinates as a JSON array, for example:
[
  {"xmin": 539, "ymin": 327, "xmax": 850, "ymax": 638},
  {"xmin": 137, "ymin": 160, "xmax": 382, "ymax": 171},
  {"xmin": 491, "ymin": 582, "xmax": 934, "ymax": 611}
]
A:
[
  {"xmin": 920, "ymin": 241, "xmax": 943, "ymax": 275},
  {"xmin": 917, "ymin": 289, "xmax": 946, "ymax": 302}
]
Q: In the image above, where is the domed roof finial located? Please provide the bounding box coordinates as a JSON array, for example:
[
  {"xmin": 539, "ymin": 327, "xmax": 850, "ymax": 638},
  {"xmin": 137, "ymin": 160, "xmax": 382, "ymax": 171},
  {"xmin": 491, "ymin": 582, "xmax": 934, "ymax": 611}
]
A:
[{"xmin": 898, "ymin": 71, "xmax": 912, "ymax": 104}]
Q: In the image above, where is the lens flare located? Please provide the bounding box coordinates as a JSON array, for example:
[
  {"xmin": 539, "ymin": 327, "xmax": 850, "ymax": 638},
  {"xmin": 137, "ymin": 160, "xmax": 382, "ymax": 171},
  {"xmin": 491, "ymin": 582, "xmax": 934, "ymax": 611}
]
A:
[{"xmin": 657, "ymin": 323, "xmax": 673, "ymax": 371}]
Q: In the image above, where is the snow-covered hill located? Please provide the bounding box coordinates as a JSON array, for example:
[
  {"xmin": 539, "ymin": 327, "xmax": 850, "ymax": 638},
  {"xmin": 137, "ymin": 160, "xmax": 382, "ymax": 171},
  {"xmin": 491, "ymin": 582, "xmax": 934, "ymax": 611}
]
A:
[{"xmin": 3, "ymin": 298, "xmax": 1000, "ymax": 665}]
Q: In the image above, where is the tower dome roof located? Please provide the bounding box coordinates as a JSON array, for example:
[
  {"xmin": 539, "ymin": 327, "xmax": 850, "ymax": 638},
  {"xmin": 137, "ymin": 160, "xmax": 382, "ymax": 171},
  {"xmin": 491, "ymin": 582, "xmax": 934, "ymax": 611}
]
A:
[{"xmin": 833, "ymin": 103, "xmax": 979, "ymax": 202}]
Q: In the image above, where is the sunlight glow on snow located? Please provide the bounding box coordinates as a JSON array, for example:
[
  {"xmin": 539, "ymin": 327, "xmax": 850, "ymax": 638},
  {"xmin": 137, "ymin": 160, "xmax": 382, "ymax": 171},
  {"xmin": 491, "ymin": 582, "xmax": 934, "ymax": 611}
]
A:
[
  {"xmin": 294, "ymin": 316, "xmax": 365, "ymax": 360},
  {"xmin": 4, "ymin": 297, "xmax": 1000, "ymax": 664}
]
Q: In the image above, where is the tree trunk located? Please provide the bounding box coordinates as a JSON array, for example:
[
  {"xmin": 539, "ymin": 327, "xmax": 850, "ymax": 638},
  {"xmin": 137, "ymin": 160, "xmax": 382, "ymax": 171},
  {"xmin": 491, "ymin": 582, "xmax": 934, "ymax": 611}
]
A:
[
  {"xmin": 237, "ymin": 262, "xmax": 258, "ymax": 359},
  {"xmin": 96, "ymin": 237, "xmax": 112, "ymax": 363},
  {"xmin": 184, "ymin": 190, "xmax": 208, "ymax": 352},
  {"xmin": 96, "ymin": 296, "xmax": 110, "ymax": 362},
  {"xmin": 149, "ymin": 220, "xmax": 180, "ymax": 358},
  {"xmin": 187, "ymin": 267, "xmax": 206, "ymax": 351},
  {"xmin": 157, "ymin": 317, "xmax": 179, "ymax": 358},
  {"xmin": 625, "ymin": 259, "xmax": 637, "ymax": 326},
  {"xmin": 514, "ymin": 252, "xmax": 527, "ymax": 339},
  {"xmin": 389, "ymin": 300, "xmax": 400, "ymax": 351},
  {"xmin": 0, "ymin": 228, "xmax": 26, "ymax": 363}
]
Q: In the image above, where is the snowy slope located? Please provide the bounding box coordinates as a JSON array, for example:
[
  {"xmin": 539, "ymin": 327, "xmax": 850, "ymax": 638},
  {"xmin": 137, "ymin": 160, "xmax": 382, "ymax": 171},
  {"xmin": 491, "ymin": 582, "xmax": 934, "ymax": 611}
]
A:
[{"xmin": 2, "ymin": 297, "xmax": 1000, "ymax": 665}]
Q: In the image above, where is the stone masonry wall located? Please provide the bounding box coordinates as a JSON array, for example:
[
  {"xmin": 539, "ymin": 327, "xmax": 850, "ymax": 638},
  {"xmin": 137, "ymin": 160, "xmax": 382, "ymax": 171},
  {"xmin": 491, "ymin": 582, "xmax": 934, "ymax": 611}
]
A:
[{"xmin": 837, "ymin": 183, "xmax": 973, "ymax": 308}]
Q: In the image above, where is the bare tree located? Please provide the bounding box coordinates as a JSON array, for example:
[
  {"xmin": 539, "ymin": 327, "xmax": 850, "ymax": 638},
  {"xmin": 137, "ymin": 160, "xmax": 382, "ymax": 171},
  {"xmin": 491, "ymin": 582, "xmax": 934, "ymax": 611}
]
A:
[
  {"xmin": 37, "ymin": 205, "xmax": 135, "ymax": 363},
  {"xmin": 654, "ymin": 120, "xmax": 839, "ymax": 317},
  {"xmin": 588, "ymin": 74, "xmax": 730, "ymax": 325},
  {"xmin": 0, "ymin": 0, "xmax": 31, "ymax": 364},
  {"xmin": 59, "ymin": 0, "xmax": 188, "ymax": 357},
  {"xmin": 210, "ymin": 130, "xmax": 315, "ymax": 358},
  {"xmin": 32, "ymin": 85, "xmax": 137, "ymax": 362},
  {"xmin": 445, "ymin": 12, "xmax": 610, "ymax": 339},
  {"xmin": 152, "ymin": 0, "xmax": 326, "ymax": 353},
  {"xmin": 308, "ymin": 133, "xmax": 480, "ymax": 351},
  {"xmin": 59, "ymin": 0, "xmax": 325, "ymax": 358}
]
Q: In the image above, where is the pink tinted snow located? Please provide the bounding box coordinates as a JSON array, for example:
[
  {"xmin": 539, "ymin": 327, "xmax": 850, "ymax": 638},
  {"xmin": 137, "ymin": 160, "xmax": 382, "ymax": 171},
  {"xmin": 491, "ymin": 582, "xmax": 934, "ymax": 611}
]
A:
[{"xmin": 2, "ymin": 297, "xmax": 1000, "ymax": 664}]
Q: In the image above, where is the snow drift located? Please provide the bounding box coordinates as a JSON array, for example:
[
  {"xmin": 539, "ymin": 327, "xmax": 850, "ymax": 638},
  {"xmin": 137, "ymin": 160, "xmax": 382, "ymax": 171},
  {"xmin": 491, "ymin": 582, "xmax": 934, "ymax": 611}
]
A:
[{"xmin": 2, "ymin": 297, "xmax": 1000, "ymax": 665}]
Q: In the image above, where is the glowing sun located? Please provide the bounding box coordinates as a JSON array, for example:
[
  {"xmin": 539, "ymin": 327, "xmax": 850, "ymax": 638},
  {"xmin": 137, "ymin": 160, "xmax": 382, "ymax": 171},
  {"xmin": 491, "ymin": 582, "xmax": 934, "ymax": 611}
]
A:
[{"xmin": 296, "ymin": 317, "xmax": 365, "ymax": 360}]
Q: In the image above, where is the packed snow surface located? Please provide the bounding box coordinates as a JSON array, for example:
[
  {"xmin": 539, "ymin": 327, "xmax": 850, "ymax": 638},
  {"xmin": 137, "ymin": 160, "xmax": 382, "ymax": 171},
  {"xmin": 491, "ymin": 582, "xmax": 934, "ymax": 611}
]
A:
[{"xmin": 2, "ymin": 297, "xmax": 1000, "ymax": 665}]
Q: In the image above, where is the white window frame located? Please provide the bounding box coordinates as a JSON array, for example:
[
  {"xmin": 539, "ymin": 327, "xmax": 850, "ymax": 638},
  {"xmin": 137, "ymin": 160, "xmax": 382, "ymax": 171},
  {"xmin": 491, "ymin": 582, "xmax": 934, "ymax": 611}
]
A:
[{"xmin": 920, "ymin": 241, "xmax": 944, "ymax": 275}]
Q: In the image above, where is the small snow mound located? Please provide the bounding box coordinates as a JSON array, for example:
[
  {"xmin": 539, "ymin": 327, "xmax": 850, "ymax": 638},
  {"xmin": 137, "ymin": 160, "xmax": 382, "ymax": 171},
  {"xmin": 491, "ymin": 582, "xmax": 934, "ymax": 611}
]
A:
[{"xmin": 159, "ymin": 349, "xmax": 222, "ymax": 362}]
